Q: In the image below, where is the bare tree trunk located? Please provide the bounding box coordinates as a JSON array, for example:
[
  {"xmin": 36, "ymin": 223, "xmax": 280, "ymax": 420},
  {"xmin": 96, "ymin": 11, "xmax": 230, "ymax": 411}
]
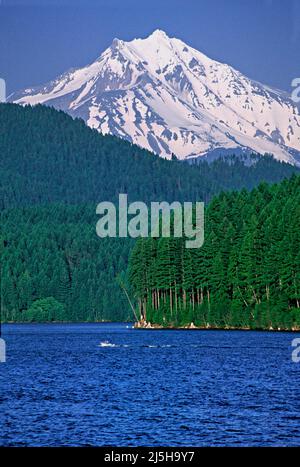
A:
[
  {"xmin": 265, "ymin": 285, "xmax": 270, "ymax": 302},
  {"xmin": 183, "ymin": 289, "xmax": 187, "ymax": 309}
]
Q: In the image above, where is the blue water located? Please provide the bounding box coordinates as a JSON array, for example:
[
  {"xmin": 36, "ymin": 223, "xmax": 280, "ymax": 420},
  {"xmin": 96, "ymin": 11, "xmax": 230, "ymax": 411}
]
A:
[{"xmin": 1, "ymin": 323, "xmax": 300, "ymax": 447}]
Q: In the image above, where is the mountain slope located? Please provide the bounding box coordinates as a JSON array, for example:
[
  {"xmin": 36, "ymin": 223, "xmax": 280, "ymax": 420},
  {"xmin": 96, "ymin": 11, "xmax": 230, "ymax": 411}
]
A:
[
  {"xmin": 11, "ymin": 30, "xmax": 300, "ymax": 165},
  {"xmin": 0, "ymin": 103, "xmax": 299, "ymax": 210}
]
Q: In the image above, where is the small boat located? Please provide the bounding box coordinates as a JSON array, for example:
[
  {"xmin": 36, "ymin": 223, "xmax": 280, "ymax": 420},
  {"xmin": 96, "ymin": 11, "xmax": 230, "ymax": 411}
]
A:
[{"xmin": 98, "ymin": 340, "xmax": 116, "ymax": 347}]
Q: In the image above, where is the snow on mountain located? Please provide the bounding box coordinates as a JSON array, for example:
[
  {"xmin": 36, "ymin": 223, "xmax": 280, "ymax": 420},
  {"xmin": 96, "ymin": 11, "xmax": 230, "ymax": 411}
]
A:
[{"xmin": 11, "ymin": 29, "xmax": 300, "ymax": 165}]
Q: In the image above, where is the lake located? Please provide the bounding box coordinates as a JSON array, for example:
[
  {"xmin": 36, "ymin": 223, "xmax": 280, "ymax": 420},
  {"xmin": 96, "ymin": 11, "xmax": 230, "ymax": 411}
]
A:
[{"xmin": 1, "ymin": 323, "xmax": 300, "ymax": 446}]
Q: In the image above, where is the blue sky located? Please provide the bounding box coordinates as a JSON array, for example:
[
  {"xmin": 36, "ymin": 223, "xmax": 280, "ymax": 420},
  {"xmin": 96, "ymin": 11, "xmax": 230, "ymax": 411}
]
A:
[{"xmin": 0, "ymin": 0, "xmax": 299, "ymax": 95}]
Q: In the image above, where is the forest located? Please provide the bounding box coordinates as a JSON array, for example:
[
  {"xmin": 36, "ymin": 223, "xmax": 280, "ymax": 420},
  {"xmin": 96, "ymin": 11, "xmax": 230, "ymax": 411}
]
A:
[
  {"xmin": 0, "ymin": 103, "xmax": 298, "ymax": 210},
  {"xmin": 0, "ymin": 103, "xmax": 299, "ymax": 323},
  {"xmin": 129, "ymin": 175, "xmax": 300, "ymax": 330},
  {"xmin": 0, "ymin": 205, "xmax": 133, "ymax": 322}
]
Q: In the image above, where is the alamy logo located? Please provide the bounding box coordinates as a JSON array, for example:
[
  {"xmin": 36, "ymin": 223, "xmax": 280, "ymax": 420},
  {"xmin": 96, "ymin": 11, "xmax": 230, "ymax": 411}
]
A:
[
  {"xmin": 96, "ymin": 194, "xmax": 204, "ymax": 249},
  {"xmin": 291, "ymin": 338, "xmax": 300, "ymax": 363},
  {"xmin": 0, "ymin": 78, "xmax": 6, "ymax": 103},
  {"xmin": 291, "ymin": 78, "xmax": 300, "ymax": 103}
]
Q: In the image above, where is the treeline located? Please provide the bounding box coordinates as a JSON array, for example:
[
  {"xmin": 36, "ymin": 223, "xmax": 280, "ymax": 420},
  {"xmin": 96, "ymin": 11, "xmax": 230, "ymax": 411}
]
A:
[
  {"xmin": 129, "ymin": 175, "xmax": 300, "ymax": 330},
  {"xmin": 0, "ymin": 103, "xmax": 298, "ymax": 210},
  {"xmin": 0, "ymin": 205, "xmax": 133, "ymax": 322}
]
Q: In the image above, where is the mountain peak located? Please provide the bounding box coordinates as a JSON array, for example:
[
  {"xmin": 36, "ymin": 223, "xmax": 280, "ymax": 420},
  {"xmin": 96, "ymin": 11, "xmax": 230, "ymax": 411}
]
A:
[
  {"xmin": 129, "ymin": 29, "xmax": 173, "ymax": 50},
  {"xmin": 11, "ymin": 31, "xmax": 300, "ymax": 166},
  {"xmin": 148, "ymin": 29, "xmax": 170, "ymax": 40}
]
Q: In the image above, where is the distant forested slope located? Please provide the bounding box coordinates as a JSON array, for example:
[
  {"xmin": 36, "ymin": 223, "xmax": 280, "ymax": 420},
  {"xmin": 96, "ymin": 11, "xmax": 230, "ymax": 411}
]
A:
[
  {"xmin": 0, "ymin": 103, "xmax": 298, "ymax": 209},
  {"xmin": 0, "ymin": 205, "xmax": 133, "ymax": 322},
  {"xmin": 129, "ymin": 176, "xmax": 300, "ymax": 330}
]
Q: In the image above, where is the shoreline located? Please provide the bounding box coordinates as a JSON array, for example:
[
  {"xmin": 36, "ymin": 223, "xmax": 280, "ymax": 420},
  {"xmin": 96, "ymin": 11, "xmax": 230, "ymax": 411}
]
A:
[{"xmin": 133, "ymin": 321, "xmax": 300, "ymax": 333}]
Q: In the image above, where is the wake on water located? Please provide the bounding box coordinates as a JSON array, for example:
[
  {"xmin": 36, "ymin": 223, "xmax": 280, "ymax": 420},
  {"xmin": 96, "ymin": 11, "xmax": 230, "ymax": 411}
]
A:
[
  {"xmin": 98, "ymin": 341, "xmax": 118, "ymax": 348},
  {"xmin": 98, "ymin": 341, "xmax": 173, "ymax": 349}
]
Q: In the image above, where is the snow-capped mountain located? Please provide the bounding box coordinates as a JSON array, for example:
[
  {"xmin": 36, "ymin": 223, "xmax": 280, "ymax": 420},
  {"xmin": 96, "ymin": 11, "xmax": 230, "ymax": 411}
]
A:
[{"xmin": 11, "ymin": 30, "xmax": 300, "ymax": 165}]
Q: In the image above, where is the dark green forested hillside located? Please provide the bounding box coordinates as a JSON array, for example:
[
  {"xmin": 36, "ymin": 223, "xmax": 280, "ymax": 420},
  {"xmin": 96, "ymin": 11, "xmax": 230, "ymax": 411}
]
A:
[
  {"xmin": 0, "ymin": 205, "xmax": 133, "ymax": 322},
  {"xmin": 0, "ymin": 103, "xmax": 298, "ymax": 209},
  {"xmin": 129, "ymin": 176, "xmax": 300, "ymax": 330},
  {"xmin": 0, "ymin": 103, "xmax": 299, "ymax": 323}
]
